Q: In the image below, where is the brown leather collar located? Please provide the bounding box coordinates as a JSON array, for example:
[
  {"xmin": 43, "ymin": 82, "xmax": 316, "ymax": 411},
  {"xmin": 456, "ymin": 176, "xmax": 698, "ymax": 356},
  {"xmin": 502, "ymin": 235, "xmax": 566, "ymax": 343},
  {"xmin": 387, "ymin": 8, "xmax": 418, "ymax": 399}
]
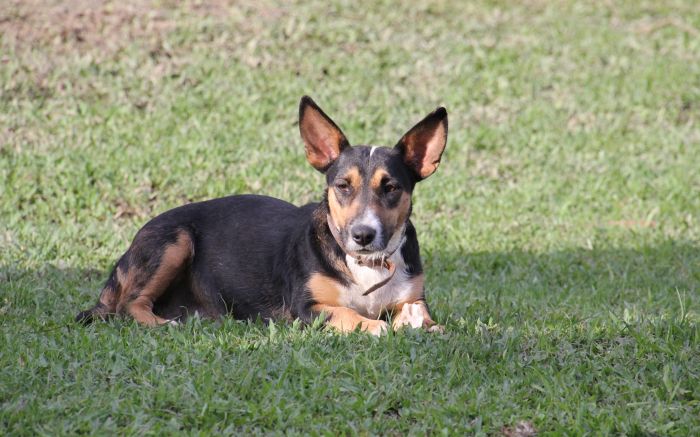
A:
[{"xmin": 356, "ymin": 257, "xmax": 396, "ymax": 296}]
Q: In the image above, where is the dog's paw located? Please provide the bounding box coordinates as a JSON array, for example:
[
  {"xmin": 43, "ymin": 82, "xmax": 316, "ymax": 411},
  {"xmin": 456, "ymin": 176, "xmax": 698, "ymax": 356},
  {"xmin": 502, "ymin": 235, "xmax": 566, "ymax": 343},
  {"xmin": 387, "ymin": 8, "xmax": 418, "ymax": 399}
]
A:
[
  {"xmin": 363, "ymin": 319, "xmax": 388, "ymax": 336},
  {"xmin": 426, "ymin": 324, "xmax": 445, "ymax": 334},
  {"xmin": 393, "ymin": 303, "xmax": 444, "ymax": 333},
  {"xmin": 393, "ymin": 303, "xmax": 426, "ymax": 330}
]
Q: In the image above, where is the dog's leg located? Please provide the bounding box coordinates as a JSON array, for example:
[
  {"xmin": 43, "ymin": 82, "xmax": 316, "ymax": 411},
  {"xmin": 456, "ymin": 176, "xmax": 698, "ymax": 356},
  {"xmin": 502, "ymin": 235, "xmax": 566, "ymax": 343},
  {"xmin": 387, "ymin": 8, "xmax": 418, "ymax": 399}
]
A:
[
  {"xmin": 119, "ymin": 231, "xmax": 193, "ymax": 327},
  {"xmin": 392, "ymin": 300, "xmax": 444, "ymax": 333},
  {"xmin": 75, "ymin": 270, "xmax": 120, "ymax": 324},
  {"xmin": 312, "ymin": 304, "xmax": 388, "ymax": 336}
]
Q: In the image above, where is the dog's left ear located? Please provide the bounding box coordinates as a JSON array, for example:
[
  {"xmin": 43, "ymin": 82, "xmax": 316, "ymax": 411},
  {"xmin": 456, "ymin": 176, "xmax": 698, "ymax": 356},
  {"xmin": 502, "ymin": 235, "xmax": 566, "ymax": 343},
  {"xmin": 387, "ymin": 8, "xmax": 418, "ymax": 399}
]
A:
[
  {"xmin": 299, "ymin": 96, "xmax": 350, "ymax": 173},
  {"xmin": 395, "ymin": 107, "xmax": 448, "ymax": 180}
]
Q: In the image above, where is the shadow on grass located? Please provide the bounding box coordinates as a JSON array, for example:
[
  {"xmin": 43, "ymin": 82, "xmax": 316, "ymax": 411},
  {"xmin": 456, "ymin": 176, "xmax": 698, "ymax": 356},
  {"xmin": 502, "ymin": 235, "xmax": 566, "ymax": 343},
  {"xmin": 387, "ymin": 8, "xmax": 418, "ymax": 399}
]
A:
[
  {"xmin": 425, "ymin": 239, "xmax": 699, "ymax": 323},
  {"xmin": 2, "ymin": 239, "xmax": 698, "ymax": 325}
]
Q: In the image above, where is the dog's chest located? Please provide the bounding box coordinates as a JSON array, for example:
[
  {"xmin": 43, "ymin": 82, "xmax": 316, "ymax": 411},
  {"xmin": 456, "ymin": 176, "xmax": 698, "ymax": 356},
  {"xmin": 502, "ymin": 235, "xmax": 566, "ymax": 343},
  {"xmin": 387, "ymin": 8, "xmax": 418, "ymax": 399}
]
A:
[{"xmin": 337, "ymin": 252, "xmax": 417, "ymax": 319}]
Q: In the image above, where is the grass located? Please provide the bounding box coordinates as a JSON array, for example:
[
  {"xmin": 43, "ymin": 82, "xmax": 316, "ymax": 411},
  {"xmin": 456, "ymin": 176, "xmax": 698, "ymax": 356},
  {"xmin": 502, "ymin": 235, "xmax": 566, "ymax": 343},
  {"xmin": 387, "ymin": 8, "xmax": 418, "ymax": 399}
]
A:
[{"xmin": 1, "ymin": 0, "xmax": 699, "ymax": 434}]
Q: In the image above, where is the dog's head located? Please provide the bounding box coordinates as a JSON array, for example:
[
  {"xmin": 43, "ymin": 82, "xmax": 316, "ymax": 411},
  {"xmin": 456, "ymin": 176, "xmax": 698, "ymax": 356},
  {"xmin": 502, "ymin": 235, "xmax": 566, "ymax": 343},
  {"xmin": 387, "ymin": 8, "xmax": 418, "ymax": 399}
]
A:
[{"xmin": 299, "ymin": 96, "xmax": 448, "ymax": 258}]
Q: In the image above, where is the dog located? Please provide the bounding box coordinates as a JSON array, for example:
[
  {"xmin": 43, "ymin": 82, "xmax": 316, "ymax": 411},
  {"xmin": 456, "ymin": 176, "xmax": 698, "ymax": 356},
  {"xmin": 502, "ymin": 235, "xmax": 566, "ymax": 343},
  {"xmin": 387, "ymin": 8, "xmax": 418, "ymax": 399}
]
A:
[{"xmin": 76, "ymin": 96, "xmax": 447, "ymax": 335}]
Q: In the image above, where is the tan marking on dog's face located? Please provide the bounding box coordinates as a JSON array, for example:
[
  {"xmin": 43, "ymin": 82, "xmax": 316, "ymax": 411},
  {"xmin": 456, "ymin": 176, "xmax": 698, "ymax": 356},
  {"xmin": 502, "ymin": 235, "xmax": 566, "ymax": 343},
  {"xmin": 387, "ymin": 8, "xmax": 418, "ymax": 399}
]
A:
[
  {"xmin": 307, "ymin": 273, "xmax": 343, "ymax": 306},
  {"xmin": 375, "ymin": 191, "xmax": 411, "ymax": 241},
  {"xmin": 345, "ymin": 166, "xmax": 362, "ymax": 191},
  {"xmin": 395, "ymin": 191, "xmax": 412, "ymax": 227},
  {"xmin": 328, "ymin": 166, "xmax": 364, "ymax": 229},
  {"xmin": 370, "ymin": 168, "xmax": 389, "ymax": 191},
  {"xmin": 369, "ymin": 167, "xmax": 412, "ymax": 243}
]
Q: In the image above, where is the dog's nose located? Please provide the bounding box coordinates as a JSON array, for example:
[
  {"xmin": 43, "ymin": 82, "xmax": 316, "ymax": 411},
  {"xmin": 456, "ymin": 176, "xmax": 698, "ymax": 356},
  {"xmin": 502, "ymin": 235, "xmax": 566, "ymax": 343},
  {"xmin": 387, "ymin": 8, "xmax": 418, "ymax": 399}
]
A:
[{"xmin": 351, "ymin": 225, "xmax": 376, "ymax": 246}]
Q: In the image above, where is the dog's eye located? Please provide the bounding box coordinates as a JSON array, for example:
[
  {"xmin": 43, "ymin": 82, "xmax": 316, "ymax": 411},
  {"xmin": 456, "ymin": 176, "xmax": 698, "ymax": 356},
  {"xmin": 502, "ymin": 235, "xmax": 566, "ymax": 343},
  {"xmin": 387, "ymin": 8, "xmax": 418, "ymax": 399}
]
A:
[
  {"xmin": 335, "ymin": 180, "xmax": 351, "ymax": 192},
  {"xmin": 384, "ymin": 182, "xmax": 400, "ymax": 193}
]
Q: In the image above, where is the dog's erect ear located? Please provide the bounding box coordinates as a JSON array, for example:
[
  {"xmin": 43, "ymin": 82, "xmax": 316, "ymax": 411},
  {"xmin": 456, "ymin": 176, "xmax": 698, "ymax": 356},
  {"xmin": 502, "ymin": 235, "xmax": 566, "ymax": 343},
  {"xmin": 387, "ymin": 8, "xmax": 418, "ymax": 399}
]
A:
[
  {"xmin": 299, "ymin": 96, "xmax": 350, "ymax": 172},
  {"xmin": 395, "ymin": 107, "xmax": 448, "ymax": 180}
]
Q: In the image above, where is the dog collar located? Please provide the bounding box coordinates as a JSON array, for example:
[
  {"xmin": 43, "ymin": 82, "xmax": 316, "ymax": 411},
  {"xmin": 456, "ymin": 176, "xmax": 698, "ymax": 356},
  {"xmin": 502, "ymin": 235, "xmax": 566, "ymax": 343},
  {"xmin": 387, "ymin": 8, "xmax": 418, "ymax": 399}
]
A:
[
  {"xmin": 356, "ymin": 257, "xmax": 396, "ymax": 296},
  {"xmin": 326, "ymin": 213, "xmax": 402, "ymax": 296}
]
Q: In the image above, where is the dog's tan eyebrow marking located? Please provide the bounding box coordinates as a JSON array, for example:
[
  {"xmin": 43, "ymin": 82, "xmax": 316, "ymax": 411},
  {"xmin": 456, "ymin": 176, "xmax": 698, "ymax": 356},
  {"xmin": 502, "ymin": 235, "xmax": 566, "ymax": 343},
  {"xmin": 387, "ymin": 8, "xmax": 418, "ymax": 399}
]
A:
[
  {"xmin": 345, "ymin": 166, "xmax": 362, "ymax": 191},
  {"xmin": 328, "ymin": 167, "xmax": 363, "ymax": 229},
  {"xmin": 370, "ymin": 168, "xmax": 389, "ymax": 191}
]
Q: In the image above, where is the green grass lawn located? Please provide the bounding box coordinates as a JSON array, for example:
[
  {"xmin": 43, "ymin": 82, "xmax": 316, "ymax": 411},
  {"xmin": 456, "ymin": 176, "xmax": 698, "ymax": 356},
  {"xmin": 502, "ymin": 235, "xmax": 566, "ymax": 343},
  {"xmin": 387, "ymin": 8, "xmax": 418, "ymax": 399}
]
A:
[{"xmin": 2, "ymin": 0, "xmax": 699, "ymax": 434}]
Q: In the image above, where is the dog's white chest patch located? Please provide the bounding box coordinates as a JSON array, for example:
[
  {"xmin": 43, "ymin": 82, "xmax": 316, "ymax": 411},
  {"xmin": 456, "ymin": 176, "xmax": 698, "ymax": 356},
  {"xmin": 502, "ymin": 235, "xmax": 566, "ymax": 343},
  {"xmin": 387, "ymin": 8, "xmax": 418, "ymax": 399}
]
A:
[{"xmin": 339, "ymin": 250, "xmax": 416, "ymax": 319}]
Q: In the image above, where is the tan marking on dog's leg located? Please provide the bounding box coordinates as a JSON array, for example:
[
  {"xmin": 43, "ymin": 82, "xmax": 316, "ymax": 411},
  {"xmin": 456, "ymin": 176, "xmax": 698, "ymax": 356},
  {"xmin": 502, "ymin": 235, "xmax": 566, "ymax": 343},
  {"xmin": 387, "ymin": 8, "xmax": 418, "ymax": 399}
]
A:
[
  {"xmin": 312, "ymin": 304, "xmax": 388, "ymax": 336},
  {"xmin": 84, "ymin": 284, "xmax": 117, "ymax": 321},
  {"xmin": 307, "ymin": 273, "xmax": 342, "ymax": 306},
  {"xmin": 115, "ymin": 266, "xmax": 131, "ymax": 295},
  {"xmin": 114, "ymin": 265, "xmax": 136, "ymax": 314},
  {"xmin": 127, "ymin": 232, "xmax": 192, "ymax": 326},
  {"xmin": 129, "ymin": 296, "xmax": 171, "ymax": 326}
]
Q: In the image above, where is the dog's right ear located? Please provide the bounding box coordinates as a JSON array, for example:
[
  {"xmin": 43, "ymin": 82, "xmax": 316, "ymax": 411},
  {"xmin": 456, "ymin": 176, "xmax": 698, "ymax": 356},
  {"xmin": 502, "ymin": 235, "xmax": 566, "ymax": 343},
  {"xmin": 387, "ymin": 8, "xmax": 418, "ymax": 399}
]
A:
[{"xmin": 299, "ymin": 96, "xmax": 349, "ymax": 172}]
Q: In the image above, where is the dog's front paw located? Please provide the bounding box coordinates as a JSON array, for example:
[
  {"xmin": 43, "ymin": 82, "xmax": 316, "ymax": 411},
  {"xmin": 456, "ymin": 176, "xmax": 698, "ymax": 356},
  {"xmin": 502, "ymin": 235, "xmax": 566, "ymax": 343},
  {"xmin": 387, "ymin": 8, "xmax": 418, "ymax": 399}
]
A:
[
  {"xmin": 362, "ymin": 319, "xmax": 388, "ymax": 336},
  {"xmin": 426, "ymin": 324, "xmax": 445, "ymax": 334},
  {"xmin": 393, "ymin": 303, "xmax": 443, "ymax": 333},
  {"xmin": 393, "ymin": 303, "xmax": 426, "ymax": 330}
]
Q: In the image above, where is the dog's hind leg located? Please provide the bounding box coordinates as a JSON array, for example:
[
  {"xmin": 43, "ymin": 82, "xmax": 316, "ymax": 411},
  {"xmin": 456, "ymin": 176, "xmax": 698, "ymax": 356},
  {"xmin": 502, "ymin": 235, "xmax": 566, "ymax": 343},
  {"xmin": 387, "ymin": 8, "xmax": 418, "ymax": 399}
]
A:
[
  {"xmin": 75, "ymin": 270, "xmax": 120, "ymax": 324},
  {"xmin": 119, "ymin": 230, "xmax": 193, "ymax": 326},
  {"xmin": 77, "ymin": 227, "xmax": 194, "ymax": 326}
]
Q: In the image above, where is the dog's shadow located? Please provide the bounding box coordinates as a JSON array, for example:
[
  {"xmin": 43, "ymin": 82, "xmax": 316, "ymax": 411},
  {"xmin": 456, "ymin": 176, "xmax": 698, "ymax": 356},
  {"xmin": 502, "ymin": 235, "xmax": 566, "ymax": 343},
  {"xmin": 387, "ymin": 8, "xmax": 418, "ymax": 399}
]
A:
[
  {"xmin": 3, "ymin": 239, "xmax": 698, "ymax": 326},
  {"xmin": 424, "ymin": 239, "xmax": 699, "ymax": 323}
]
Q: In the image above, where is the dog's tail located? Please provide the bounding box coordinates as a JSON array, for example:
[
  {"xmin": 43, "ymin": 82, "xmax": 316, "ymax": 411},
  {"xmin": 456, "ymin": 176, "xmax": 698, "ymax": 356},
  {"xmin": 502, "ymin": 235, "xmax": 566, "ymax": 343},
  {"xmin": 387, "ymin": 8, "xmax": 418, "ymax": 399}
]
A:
[{"xmin": 75, "ymin": 267, "xmax": 120, "ymax": 324}]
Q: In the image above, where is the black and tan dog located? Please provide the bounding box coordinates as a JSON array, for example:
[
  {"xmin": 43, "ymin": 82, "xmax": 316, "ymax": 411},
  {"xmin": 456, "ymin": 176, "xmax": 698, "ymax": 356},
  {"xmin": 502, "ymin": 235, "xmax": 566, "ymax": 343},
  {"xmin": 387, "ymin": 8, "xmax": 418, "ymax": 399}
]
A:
[{"xmin": 76, "ymin": 97, "xmax": 447, "ymax": 335}]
